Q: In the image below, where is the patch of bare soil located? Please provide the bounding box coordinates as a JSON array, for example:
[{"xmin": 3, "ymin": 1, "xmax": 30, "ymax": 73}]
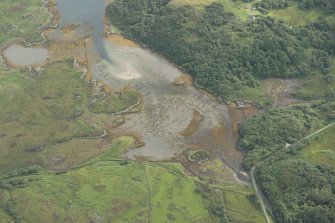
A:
[
  {"xmin": 262, "ymin": 78, "xmax": 303, "ymax": 107},
  {"xmin": 106, "ymin": 34, "xmax": 140, "ymax": 48}
]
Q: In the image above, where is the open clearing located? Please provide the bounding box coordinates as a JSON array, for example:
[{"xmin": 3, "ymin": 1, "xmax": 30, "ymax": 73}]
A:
[
  {"xmin": 0, "ymin": 0, "xmax": 50, "ymax": 44},
  {"xmin": 303, "ymin": 125, "xmax": 335, "ymax": 167}
]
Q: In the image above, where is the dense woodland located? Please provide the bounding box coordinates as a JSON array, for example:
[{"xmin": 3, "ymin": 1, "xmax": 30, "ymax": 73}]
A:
[
  {"xmin": 240, "ymin": 93, "xmax": 335, "ymax": 169},
  {"xmin": 108, "ymin": 1, "xmax": 335, "ymax": 222},
  {"xmin": 256, "ymin": 158, "xmax": 335, "ymax": 223},
  {"xmin": 240, "ymin": 94, "xmax": 335, "ymax": 223},
  {"xmin": 239, "ymin": 105, "xmax": 320, "ymax": 169},
  {"xmin": 108, "ymin": 0, "xmax": 335, "ymax": 101}
]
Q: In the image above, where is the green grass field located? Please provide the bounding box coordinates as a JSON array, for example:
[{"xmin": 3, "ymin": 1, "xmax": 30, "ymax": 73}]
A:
[
  {"xmin": 303, "ymin": 125, "xmax": 335, "ymax": 167},
  {"xmin": 0, "ymin": 153, "xmax": 211, "ymax": 222},
  {"xmin": 0, "ymin": 0, "xmax": 50, "ymax": 45},
  {"xmin": 290, "ymin": 56, "xmax": 335, "ymax": 100},
  {"xmin": 236, "ymin": 85, "xmax": 273, "ymax": 107},
  {"xmin": 0, "ymin": 59, "xmax": 140, "ymax": 175},
  {"xmin": 289, "ymin": 64, "xmax": 334, "ymax": 101},
  {"xmin": 266, "ymin": 3, "xmax": 331, "ymax": 26},
  {"xmin": 171, "ymin": 0, "xmax": 252, "ymax": 20},
  {"xmin": 211, "ymin": 182, "xmax": 267, "ymax": 223},
  {"xmin": 0, "ymin": 136, "xmax": 267, "ymax": 223},
  {"xmin": 0, "ymin": 162, "xmax": 150, "ymax": 223},
  {"xmin": 89, "ymin": 88, "xmax": 139, "ymax": 115},
  {"xmin": 147, "ymin": 164, "xmax": 211, "ymax": 222}
]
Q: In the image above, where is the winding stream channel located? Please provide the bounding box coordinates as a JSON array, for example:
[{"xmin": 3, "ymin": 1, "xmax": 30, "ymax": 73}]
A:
[{"xmin": 54, "ymin": 0, "xmax": 255, "ymax": 183}]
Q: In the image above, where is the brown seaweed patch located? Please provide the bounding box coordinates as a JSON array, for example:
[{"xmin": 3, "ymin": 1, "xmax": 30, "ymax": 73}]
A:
[
  {"xmin": 180, "ymin": 109, "xmax": 204, "ymax": 136},
  {"xmin": 106, "ymin": 34, "xmax": 139, "ymax": 48}
]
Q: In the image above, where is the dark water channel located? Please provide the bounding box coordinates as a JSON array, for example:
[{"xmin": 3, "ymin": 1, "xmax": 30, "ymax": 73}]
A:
[{"xmin": 56, "ymin": 0, "xmax": 108, "ymax": 59}]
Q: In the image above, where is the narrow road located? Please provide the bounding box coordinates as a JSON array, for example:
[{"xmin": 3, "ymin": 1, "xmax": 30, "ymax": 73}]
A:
[
  {"xmin": 251, "ymin": 122, "xmax": 335, "ymax": 223},
  {"xmin": 251, "ymin": 166, "xmax": 272, "ymax": 223},
  {"xmin": 301, "ymin": 122, "xmax": 335, "ymax": 140}
]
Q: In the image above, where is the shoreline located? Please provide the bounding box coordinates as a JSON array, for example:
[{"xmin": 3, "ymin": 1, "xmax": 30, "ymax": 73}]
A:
[
  {"xmin": 103, "ymin": 18, "xmax": 256, "ymax": 182},
  {"xmin": 104, "ymin": 26, "xmax": 260, "ymax": 110},
  {"xmin": 0, "ymin": 0, "xmax": 59, "ymax": 68}
]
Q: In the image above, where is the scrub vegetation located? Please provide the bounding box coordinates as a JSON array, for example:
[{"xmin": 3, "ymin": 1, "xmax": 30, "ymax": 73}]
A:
[
  {"xmin": 0, "ymin": 60, "xmax": 140, "ymax": 175},
  {"xmin": 0, "ymin": 0, "xmax": 50, "ymax": 44}
]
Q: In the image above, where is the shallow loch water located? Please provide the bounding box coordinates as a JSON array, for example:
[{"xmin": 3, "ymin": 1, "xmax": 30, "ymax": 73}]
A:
[
  {"xmin": 54, "ymin": 1, "xmax": 249, "ymax": 175},
  {"xmin": 94, "ymin": 39, "xmax": 245, "ymax": 171},
  {"xmin": 2, "ymin": 43, "xmax": 48, "ymax": 67},
  {"xmin": 55, "ymin": 0, "xmax": 107, "ymax": 58}
]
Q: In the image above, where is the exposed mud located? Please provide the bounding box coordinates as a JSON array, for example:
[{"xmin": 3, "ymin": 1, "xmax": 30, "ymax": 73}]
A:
[
  {"xmin": 106, "ymin": 34, "xmax": 140, "ymax": 48},
  {"xmin": 262, "ymin": 78, "xmax": 303, "ymax": 107},
  {"xmin": 226, "ymin": 103, "xmax": 262, "ymax": 169},
  {"xmin": 92, "ymin": 35, "xmax": 254, "ymax": 182},
  {"xmin": 28, "ymin": 0, "xmax": 265, "ymax": 184}
]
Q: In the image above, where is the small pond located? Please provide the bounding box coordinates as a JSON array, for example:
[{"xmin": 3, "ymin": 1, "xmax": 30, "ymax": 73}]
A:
[{"xmin": 2, "ymin": 43, "xmax": 48, "ymax": 67}]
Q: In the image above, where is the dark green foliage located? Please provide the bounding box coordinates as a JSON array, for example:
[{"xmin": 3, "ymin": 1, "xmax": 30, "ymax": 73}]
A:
[
  {"xmin": 210, "ymin": 202, "xmax": 230, "ymax": 223},
  {"xmin": 247, "ymin": 194, "xmax": 261, "ymax": 209},
  {"xmin": 188, "ymin": 150, "xmax": 209, "ymax": 163},
  {"xmin": 255, "ymin": 0, "xmax": 292, "ymax": 10},
  {"xmin": 108, "ymin": 0, "xmax": 334, "ymax": 101},
  {"xmin": 0, "ymin": 166, "xmax": 41, "ymax": 190},
  {"xmin": 256, "ymin": 160, "xmax": 335, "ymax": 223},
  {"xmin": 239, "ymin": 105, "xmax": 320, "ymax": 169},
  {"xmin": 218, "ymin": 216, "xmax": 230, "ymax": 223},
  {"xmin": 0, "ymin": 178, "xmax": 31, "ymax": 190},
  {"xmin": 240, "ymin": 95, "xmax": 335, "ymax": 222},
  {"xmin": 3, "ymin": 198, "xmax": 20, "ymax": 223},
  {"xmin": 119, "ymin": 160, "xmax": 129, "ymax": 166},
  {"xmin": 312, "ymin": 93, "xmax": 335, "ymax": 121},
  {"xmin": 211, "ymin": 201, "xmax": 227, "ymax": 217},
  {"xmin": 4, "ymin": 165, "xmax": 41, "ymax": 179}
]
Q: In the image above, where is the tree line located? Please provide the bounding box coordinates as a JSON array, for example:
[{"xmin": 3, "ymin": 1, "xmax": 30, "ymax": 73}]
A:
[
  {"xmin": 108, "ymin": 0, "xmax": 334, "ymax": 102},
  {"xmin": 239, "ymin": 94, "xmax": 335, "ymax": 222}
]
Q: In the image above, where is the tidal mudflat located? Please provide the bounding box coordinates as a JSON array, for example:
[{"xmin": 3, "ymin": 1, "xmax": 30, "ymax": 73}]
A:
[{"xmin": 93, "ymin": 36, "xmax": 247, "ymax": 176}]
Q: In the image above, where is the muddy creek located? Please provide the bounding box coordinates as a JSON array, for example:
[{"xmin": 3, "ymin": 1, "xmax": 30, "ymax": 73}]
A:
[{"xmin": 55, "ymin": 0, "xmax": 108, "ymax": 59}]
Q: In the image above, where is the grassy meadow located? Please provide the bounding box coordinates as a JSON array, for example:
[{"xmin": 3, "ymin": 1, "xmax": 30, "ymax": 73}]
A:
[
  {"xmin": 266, "ymin": 4, "xmax": 332, "ymax": 26},
  {"xmin": 171, "ymin": 0, "xmax": 253, "ymax": 20},
  {"xmin": 210, "ymin": 181, "xmax": 268, "ymax": 223},
  {"xmin": 0, "ymin": 0, "xmax": 50, "ymax": 44},
  {"xmin": 0, "ymin": 136, "xmax": 267, "ymax": 223},
  {"xmin": 303, "ymin": 125, "xmax": 335, "ymax": 167},
  {"xmin": 0, "ymin": 59, "xmax": 141, "ymax": 174}
]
